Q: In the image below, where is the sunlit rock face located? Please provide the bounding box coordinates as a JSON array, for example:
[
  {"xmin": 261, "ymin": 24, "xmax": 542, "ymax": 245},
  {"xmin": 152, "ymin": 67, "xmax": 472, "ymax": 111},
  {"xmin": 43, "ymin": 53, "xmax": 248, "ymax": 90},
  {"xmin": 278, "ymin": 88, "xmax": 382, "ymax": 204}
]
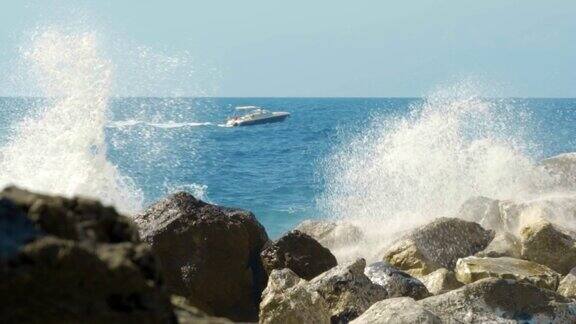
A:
[
  {"xmin": 364, "ymin": 261, "xmax": 431, "ymax": 300},
  {"xmin": 475, "ymin": 232, "xmax": 522, "ymax": 258},
  {"xmin": 382, "ymin": 217, "xmax": 494, "ymax": 277},
  {"xmin": 258, "ymin": 269, "xmax": 331, "ymax": 324},
  {"xmin": 557, "ymin": 267, "xmax": 576, "ymax": 299},
  {"xmin": 350, "ymin": 297, "xmax": 442, "ymax": 324},
  {"xmin": 455, "ymin": 256, "xmax": 561, "ymax": 290},
  {"xmin": 419, "ymin": 278, "xmax": 576, "ymax": 323},
  {"xmin": 419, "ymin": 268, "xmax": 463, "ymax": 295},
  {"xmin": 520, "ymin": 220, "xmax": 576, "ymax": 275}
]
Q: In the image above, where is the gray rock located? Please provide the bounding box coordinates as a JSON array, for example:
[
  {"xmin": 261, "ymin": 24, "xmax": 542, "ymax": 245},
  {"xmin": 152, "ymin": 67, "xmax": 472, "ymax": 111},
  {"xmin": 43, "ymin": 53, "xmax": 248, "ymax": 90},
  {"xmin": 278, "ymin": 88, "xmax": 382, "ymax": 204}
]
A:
[
  {"xmin": 476, "ymin": 232, "xmax": 521, "ymax": 258},
  {"xmin": 294, "ymin": 220, "xmax": 363, "ymax": 256},
  {"xmin": 308, "ymin": 259, "xmax": 388, "ymax": 323},
  {"xmin": 350, "ymin": 297, "xmax": 442, "ymax": 324},
  {"xmin": 455, "ymin": 256, "xmax": 561, "ymax": 290},
  {"xmin": 382, "ymin": 217, "xmax": 494, "ymax": 277},
  {"xmin": 258, "ymin": 269, "xmax": 331, "ymax": 324},
  {"xmin": 520, "ymin": 220, "xmax": 576, "ymax": 275},
  {"xmin": 364, "ymin": 261, "xmax": 430, "ymax": 300},
  {"xmin": 260, "ymin": 230, "xmax": 337, "ymax": 280},
  {"xmin": 419, "ymin": 278, "xmax": 576, "ymax": 323},
  {"xmin": 558, "ymin": 267, "xmax": 576, "ymax": 299},
  {"xmin": 135, "ymin": 191, "xmax": 269, "ymax": 321},
  {"xmin": 419, "ymin": 268, "xmax": 463, "ymax": 295},
  {"xmin": 171, "ymin": 296, "xmax": 232, "ymax": 324},
  {"xmin": 540, "ymin": 152, "xmax": 576, "ymax": 189}
]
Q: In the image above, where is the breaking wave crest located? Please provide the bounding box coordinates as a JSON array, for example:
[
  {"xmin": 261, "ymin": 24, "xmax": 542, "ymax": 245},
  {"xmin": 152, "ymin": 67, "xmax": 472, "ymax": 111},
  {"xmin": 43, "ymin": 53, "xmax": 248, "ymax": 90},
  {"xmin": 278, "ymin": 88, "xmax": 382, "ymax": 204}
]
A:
[
  {"xmin": 320, "ymin": 83, "xmax": 567, "ymax": 259},
  {"xmin": 0, "ymin": 29, "xmax": 143, "ymax": 214}
]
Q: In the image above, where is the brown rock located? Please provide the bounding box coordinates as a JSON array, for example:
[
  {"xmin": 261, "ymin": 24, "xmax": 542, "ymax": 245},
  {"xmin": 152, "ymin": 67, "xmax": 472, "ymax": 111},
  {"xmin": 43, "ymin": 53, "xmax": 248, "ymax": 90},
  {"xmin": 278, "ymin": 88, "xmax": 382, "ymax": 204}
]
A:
[
  {"xmin": 260, "ymin": 230, "xmax": 337, "ymax": 280},
  {"xmin": 135, "ymin": 192, "xmax": 269, "ymax": 321}
]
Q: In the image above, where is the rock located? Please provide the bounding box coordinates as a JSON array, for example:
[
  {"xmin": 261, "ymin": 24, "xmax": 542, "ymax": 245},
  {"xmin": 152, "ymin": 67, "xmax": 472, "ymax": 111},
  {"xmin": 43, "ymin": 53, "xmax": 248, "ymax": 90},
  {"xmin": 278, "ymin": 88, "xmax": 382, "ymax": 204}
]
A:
[
  {"xmin": 419, "ymin": 268, "xmax": 463, "ymax": 295},
  {"xmin": 476, "ymin": 232, "xmax": 521, "ymax": 258},
  {"xmin": 459, "ymin": 194, "xmax": 576, "ymax": 235},
  {"xmin": 419, "ymin": 278, "xmax": 576, "ymax": 323},
  {"xmin": 294, "ymin": 220, "xmax": 363, "ymax": 261},
  {"xmin": 455, "ymin": 256, "xmax": 561, "ymax": 290},
  {"xmin": 260, "ymin": 230, "xmax": 337, "ymax": 280},
  {"xmin": 0, "ymin": 187, "xmax": 174, "ymax": 323},
  {"xmin": 364, "ymin": 261, "xmax": 430, "ymax": 300},
  {"xmin": 350, "ymin": 297, "xmax": 442, "ymax": 324},
  {"xmin": 382, "ymin": 217, "xmax": 494, "ymax": 277},
  {"xmin": 520, "ymin": 220, "xmax": 576, "ymax": 275},
  {"xmin": 259, "ymin": 269, "xmax": 331, "ymax": 324},
  {"xmin": 558, "ymin": 268, "xmax": 576, "ymax": 299},
  {"xmin": 134, "ymin": 192, "xmax": 269, "ymax": 321},
  {"xmin": 558, "ymin": 267, "xmax": 576, "ymax": 299},
  {"xmin": 540, "ymin": 152, "xmax": 576, "ymax": 189},
  {"xmin": 308, "ymin": 258, "xmax": 387, "ymax": 323},
  {"xmin": 171, "ymin": 296, "xmax": 232, "ymax": 324}
]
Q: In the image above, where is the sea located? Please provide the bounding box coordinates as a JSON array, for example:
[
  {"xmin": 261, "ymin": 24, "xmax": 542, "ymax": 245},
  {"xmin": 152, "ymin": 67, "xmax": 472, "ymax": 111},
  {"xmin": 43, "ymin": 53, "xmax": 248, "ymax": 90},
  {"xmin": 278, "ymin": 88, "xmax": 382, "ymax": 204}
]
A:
[
  {"xmin": 0, "ymin": 30, "xmax": 575, "ymax": 239},
  {"xmin": 0, "ymin": 96, "xmax": 575, "ymax": 238}
]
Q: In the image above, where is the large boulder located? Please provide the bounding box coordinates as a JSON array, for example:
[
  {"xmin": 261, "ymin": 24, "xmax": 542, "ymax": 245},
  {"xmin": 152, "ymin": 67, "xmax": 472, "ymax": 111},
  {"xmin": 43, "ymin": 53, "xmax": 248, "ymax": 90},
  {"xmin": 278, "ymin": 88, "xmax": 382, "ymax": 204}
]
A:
[
  {"xmin": 558, "ymin": 267, "xmax": 576, "ymax": 299},
  {"xmin": 459, "ymin": 195, "xmax": 576, "ymax": 235},
  {"xmin": 382, "ymin": 217, "xmax": 494, "ymax": 277},
  {"xmin": 260, "ymin": 230, "xmax": 337, "ymax": 280},
  {"xmin": 520, "ymin": 220, "xmax": 576, "ymax": 275},
  {"xmin": 258, "ymin": 269, "xmax": 331, "ymax": 324},
  {"xmin": 308, "ymin": 259, "xmax": 387, "ymax": 323},
  {"xmin": 419, "ymin": 268, "xmax": 463, "ymax": 295},
  {"xmin": 455, "ymin": 256, "xmax": 561, "ymax": 290},
  {"xmin": 475, "ymin": 232, "xmax": 521, "ymax": 258},
  {"xmin": 350, "ymin": 297, "xmax": 442, "ymax": 324},
  {"xmin": 540, "ymin": 152, "xmax": 576, "ymax": 189},
  {"xmin": 364, "ymin": 262, "xmax": 430, "ymax": 300},
  {"xmin": 134, "ymin": 192, "xmax": 269, "ymax": 321},
  {"xmin": 419, "ymin": 278, "xmax": 576, "ymax": 323},
  {"xmin": 0, "ymin": 187, "xmax": 174, "ymax": 323},
  {"xmin": 294, "ymin": 220, "xmax": 363, "ymax": 262}
]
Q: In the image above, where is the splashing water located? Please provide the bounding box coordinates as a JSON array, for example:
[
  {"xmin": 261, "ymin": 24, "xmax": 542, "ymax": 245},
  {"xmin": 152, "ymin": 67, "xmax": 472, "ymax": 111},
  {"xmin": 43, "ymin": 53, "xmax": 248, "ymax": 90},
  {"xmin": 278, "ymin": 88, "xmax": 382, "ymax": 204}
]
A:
[
  {"xmin": 0, "ymin": 29, "xmax": 143, "ymax": 214},
  {"xmin": 320, "ymin": 84, "xmax": 563, "ymax": 259}
]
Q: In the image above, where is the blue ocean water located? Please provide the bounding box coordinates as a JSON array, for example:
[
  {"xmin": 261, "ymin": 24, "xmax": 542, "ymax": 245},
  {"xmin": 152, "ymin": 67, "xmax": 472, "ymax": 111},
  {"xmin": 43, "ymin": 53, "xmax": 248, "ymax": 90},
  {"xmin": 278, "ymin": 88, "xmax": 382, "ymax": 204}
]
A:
[{"xmin": 1, "ymin": 97, "xmax": 575, "ymax": 237}]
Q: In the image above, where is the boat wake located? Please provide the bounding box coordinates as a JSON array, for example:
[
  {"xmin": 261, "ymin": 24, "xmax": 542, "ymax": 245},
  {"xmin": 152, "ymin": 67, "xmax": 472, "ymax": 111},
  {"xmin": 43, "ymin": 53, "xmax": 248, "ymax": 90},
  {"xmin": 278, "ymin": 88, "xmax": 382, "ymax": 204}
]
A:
[{"xmin": 108, "ymin": 120, "xmax": 213, "ymax": 129}]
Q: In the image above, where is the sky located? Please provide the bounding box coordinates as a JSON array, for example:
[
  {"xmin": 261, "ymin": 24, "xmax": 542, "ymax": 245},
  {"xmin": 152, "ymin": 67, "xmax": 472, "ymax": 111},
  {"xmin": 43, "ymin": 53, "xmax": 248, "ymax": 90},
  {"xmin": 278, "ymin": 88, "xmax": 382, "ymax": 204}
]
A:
[{"xmin": 0, "ymin": 0, "xmax": 574, "ymax": 97}]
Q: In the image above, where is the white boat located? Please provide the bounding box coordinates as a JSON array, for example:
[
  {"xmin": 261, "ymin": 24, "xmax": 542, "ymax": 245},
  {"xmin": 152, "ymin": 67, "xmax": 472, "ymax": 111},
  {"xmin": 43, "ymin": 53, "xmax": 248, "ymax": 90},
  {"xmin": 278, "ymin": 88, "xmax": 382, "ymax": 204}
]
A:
[{"xmin": 226, "ymin": 106, "xmax": 290, "ymax": 127}]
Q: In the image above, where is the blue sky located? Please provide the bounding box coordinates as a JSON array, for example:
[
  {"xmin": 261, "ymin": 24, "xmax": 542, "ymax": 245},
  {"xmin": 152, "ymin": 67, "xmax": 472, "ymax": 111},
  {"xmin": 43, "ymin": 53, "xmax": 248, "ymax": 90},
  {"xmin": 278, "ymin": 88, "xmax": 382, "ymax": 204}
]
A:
[{"xmin": 0, "ymin": 0, "xmax": 574, "ymax": 97}]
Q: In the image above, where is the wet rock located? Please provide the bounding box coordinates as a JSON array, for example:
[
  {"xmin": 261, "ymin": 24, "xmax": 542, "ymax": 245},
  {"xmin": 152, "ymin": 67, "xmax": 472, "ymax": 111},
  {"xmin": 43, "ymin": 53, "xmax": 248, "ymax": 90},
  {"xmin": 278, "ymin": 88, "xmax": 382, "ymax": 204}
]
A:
[
  {"xmin": 294, "ymin": 220, "xmax": 363, "ymax": 261},
  {"xmin": 520, "ymin": 220, "xmax": 576, "ymax": 275},
  {"xmin": 476, "ymin": 232, "xmax": 521, "ymax": 258},
  {"xmin": 259, "ymin": 269, "xmax": 330, "ymax": 324},
  {"xmin": 350, "ymin": 297, "xmax": 442, "ymax": 324},
  {"xmin": 0, "ymin": 187, "xmax": 174, "ymax": 323},
  {"xmin": 419, "ymin": 268, "xmax": 463, "ymax": 295},
  {"xmin": 558, "ymin": 267, "xmax": 576, "ymax": 299},
  {"xmin": 459, "ymin": 194, "xmax": 576, "ymax": 235},
  {"xmin": 308, "ymin": 258, "xmax": 387, "ymax": 323},
  {"xmin": 260, "ymin": 230, "xmax": 337, "ymax": 280},
  {"xmin": 364, "ymin": 261, "xmax": 430, "ymax": 300},
  {"xmin": 455, "ymin": 256, "xmax": 561, "ymax": 290},
  {"xmin": 382, "ymin": 217, "xmax": 494, "ymax": 277},
  {"xmin": 135, "ymin": 192, "xmax": 269, "ymax": 321},
  {"xmin": 540, "ymin": 152, "xmax": 576, "ymax": 189},
  {"xmin": 419, "ymin": 278, "xmax": 576, "ymax": 323}
]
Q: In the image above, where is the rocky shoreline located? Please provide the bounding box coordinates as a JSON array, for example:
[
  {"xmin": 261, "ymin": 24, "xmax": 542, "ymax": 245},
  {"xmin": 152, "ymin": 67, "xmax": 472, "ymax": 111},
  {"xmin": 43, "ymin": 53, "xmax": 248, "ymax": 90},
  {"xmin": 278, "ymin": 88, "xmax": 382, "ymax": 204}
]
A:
[{"xmin": 2, "ymin": 153, "xmax": 576, "ymax": 323}]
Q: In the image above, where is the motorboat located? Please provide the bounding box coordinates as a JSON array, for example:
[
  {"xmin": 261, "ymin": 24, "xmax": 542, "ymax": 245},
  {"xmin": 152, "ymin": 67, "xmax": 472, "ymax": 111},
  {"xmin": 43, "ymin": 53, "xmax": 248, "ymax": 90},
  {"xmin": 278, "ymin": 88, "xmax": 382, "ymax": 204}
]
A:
[{"xmin": 226, "ymin": 106, "xmax": 290, "ymax": 127}]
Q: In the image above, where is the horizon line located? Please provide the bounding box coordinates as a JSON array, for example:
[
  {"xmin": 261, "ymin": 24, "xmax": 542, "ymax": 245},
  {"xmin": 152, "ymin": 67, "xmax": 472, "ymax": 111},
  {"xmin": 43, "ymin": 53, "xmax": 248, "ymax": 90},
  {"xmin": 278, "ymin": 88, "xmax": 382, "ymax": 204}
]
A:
[{"xmin": 1, "ymin": 96, "xmax": 576, "ymax": 100}]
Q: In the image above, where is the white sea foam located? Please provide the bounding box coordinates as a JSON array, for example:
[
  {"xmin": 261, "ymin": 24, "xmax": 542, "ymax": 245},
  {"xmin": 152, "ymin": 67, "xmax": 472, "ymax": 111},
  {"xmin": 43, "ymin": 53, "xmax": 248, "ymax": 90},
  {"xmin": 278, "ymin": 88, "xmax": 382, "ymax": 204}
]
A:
[
  {"xmin": 107, "ymin": 120, "xmax": 212, "ymax": 129},
  {"xmin": 320, "ymin": 83, "xmax": 570, "ymax": 260},
  {"xmin": 0, "ymin": 29, "xmax": 143, "ymax": 214}
]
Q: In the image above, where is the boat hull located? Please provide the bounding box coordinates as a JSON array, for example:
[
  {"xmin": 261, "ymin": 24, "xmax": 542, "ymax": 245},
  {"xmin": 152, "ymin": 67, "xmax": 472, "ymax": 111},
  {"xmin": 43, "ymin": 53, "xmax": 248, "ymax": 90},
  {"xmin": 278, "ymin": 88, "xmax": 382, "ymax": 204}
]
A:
[{"xmin": 232, "ymin": 114, "xmax": 289, "ymax": 127}]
